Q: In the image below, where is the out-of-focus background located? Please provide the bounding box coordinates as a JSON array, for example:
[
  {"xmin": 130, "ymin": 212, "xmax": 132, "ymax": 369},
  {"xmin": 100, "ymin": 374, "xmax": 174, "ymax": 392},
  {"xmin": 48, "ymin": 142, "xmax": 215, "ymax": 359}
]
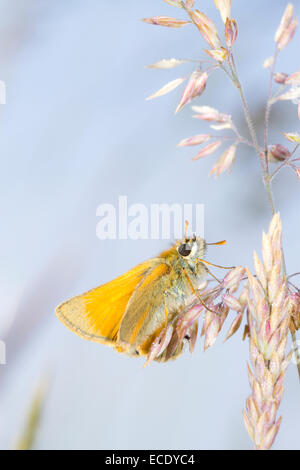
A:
[{"xmin": 0, "ymin": 0, "xmax": 299, "ymax": 450}]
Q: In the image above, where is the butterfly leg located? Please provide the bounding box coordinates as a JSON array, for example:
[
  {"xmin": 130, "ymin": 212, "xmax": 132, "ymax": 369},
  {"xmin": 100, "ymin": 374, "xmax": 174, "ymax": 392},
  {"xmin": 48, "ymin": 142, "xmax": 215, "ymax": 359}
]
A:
[
  {"xmin": 182, "ymin": 269, "xmax": 220, "ymax": 315},
  {"xmin": 203, "ymin": 265, "xmax": 222, "ymax": 285}
]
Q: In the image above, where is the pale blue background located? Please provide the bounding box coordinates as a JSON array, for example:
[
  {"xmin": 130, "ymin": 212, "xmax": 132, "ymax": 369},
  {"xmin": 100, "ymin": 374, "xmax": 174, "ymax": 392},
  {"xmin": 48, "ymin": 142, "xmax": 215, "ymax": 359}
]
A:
[{"xmin": 0, "ymin": 0, "xmax": 299, "ymax": 450}]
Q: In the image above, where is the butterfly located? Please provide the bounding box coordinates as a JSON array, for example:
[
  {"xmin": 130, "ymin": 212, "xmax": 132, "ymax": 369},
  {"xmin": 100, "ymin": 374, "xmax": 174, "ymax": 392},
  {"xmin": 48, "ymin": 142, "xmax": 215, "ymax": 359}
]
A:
[{"xmin": 56, "ymin": 226, "xmax": 227, "ymax": 363}]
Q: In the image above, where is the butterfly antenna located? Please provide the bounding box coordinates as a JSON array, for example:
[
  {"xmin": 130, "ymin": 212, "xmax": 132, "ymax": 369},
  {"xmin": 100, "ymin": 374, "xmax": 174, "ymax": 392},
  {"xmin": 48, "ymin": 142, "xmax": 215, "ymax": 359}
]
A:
[
  {"xmin": 184, "ymin": 220, "xmax": 189, "ymax": 241},
  {"xmin": 206, "ymin": 240, "xmax": 227, "ymax": 246}
]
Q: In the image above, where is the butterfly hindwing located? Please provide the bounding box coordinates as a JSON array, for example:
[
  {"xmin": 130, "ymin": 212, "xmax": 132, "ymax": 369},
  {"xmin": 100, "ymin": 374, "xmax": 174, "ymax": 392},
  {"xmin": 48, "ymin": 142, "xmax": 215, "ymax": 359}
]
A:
[{"xmin": 117, "ymin": 261, "xmax": 191, "ymax": 358}]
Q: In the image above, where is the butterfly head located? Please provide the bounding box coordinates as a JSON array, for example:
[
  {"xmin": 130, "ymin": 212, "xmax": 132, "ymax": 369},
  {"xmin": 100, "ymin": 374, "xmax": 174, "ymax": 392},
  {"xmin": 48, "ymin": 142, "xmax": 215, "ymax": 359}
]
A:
[{"xmin": 177, "ymin": 236, "xmax": 206, "ymax": 261}]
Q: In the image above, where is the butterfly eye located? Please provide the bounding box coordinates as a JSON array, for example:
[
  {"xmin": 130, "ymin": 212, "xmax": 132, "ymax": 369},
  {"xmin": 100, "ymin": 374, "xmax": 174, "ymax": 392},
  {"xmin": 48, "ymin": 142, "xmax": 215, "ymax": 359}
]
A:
[{"xmin": 178, "ymin": 243, "xmax": 192, "ymax": 257}]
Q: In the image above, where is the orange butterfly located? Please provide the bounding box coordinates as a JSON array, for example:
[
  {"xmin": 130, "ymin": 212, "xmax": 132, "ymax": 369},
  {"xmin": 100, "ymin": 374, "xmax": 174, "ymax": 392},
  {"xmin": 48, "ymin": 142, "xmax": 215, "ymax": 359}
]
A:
[{"xmin": 56, "ymin": 229, "xmax": 226, "ymax": 363}]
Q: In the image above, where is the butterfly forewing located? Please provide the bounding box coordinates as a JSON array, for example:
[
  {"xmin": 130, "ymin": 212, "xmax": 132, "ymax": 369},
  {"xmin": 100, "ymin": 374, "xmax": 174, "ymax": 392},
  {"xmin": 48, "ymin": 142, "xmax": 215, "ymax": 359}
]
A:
[{"xmin": 55, "ymin": 260, "xmax": 154, "ymax": 344}]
